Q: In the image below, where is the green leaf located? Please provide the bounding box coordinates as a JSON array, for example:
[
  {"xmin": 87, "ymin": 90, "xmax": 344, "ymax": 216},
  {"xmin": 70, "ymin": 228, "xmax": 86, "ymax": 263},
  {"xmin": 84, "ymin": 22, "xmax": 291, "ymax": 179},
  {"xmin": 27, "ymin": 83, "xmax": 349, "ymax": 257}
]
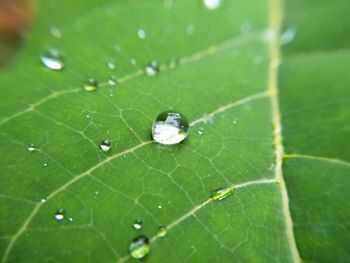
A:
[{"xmin": 0, "ymin": 0, "xmax": 349, "ymax": 262}]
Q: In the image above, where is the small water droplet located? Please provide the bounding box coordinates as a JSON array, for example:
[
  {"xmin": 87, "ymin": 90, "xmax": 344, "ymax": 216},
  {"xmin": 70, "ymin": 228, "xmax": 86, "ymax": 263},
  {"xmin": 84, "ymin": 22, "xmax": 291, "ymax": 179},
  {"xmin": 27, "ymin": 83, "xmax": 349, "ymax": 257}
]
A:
[
  {"xmin": 133, "ymin": 219, "xmax": 143, "ymax": 230},
  {"xmin": 186, "ymin": 24, "xmax": 195, "ymax": 35},
  {"xmin": 210, "ymin": 187, "xmax": 234, "ymax": 201},
  {"xmin": 145, "ymin": 61, "xmax": 159, "ymax": 76},
  {"xmin": 137, "ymin": 28, "xmax": 146, "ymax": 39},
  {"xmin": 27, "ymin": 144, "xmax": 36, "ymax": 152},
  {"xmin": 50, "ymin": 26, "xmax": 62, "ymax": 38},
  {"xmin": 107, "ymin": 60, "xmax": 116, "ymax": 70},
  {"xmin": 130, "ymin": 58, "xmax": 137, "ymax": 65},
  {"xmin": 157, "ymin": 204, "xmax": 162, "ymax": 209},
  {"xmin": 68, "ymin": 217, "xmax": 74, "ymax": 222},
  {"xmin": 197, "ymin": 127, "xmax": 204, "ymax": 135},
  {"xmin": 99, "ymin": 140, "xmax": 111, "ymax": 152},
  {"xmin": 152, "ymin": 111, "xmax": 189, "ymax": 145},
  {"xmin": 203, "ymin": 0, "xmax": 222, "ymax": 10},
  {"xmin": 129, "ymin": 236, "xmax": 150, "ymax": 259},
  {"xmin": 168, "ymin": 57, "xmax": 179, "ymax": 68},
  {"xmin": 253, "ymin": 55, "xmax": 263, "ymax": 64},
  {"xmin": 263, "ymin": 29, "xmax": 277, "ymax": 43},
  {"xmin": 40, "ymin": 198, "xmax": 46, "ymax": 203},
  {"xmin": 156, "ymin": 226, "xmax": 167, "ymax": 237},
  {"xmin": 43, "ymin": 162, "xmax": 48, "ymax": 167},
  {"xmin": 40, "ymin": 49, "xmax": 64, "ymax": 70},
  {"xmin": 281, "ymin": 27, "xmax": 297, "ymax": 45},
  {"xmin": 83, "ymin": 78, "xmax": 98, "ymax": 91},
  {"xmin": 54, "ymin": 209, "xmax": 65, "ymax": 221},
  {"xmin": 240, "ymin": 21, "xmax": 253, "ymax": 33},
  {"xmin": 108, "ymin": 76, "xmax": 117, "ymax": 86}
]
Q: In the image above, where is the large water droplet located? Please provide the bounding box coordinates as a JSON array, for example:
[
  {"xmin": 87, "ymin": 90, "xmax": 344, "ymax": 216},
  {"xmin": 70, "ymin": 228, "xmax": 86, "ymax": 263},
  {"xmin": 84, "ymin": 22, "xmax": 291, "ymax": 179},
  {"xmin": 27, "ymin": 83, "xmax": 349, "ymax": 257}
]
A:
[
  {"xmin": 83, "ymin": 78, "xmax": 98, "ymax": 91},
  {"xmin": 27, "ymin": 144, "xmax": 36, "ymax": 152},
  {"xmin": 144, "ymin": 61, "xmax": 159, "ymax": 77},
  {"xmin": 99, "ymin": 140, "xmax": 111, "ymax": 152},
  {"xmin": 152, "ymin": 111, "xmax": 189, "ymax": 145},
  {"xmin": 203, "ymin": 0, "xmax": 222, "ymax": 9},
  {"xmin": 210, "ymin": 187, "xmax": 234, "ymax": 201},
  {"xmin": 137, "ymin": 28, "xmax": 146, "ymax": 39},
  {"xmin": 54, "ymin": 209, "xmax": 65, "ymax": 221},
  {"xmin": 156, "ymin": 226, "xmax": 167, "ymax": 237},
  {"xmin": 133, "ymin": 219, "xmax": 143, "ymax": 230},
  {"xmin": 129, "ymin": 236, "xmax": 150, "ymax": 259},
  {"xmin": 40, "ymin": 49, "xmax": 64, "ymax": 70}
]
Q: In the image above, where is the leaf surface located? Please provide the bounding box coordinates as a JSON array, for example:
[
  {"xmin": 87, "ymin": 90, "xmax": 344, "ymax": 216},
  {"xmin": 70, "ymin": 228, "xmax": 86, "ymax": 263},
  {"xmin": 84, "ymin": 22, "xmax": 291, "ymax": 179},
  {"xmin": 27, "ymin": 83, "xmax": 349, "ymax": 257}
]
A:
[{"xmin": 0, "ymin": 0, "xmax": 349, "ymax": 262}]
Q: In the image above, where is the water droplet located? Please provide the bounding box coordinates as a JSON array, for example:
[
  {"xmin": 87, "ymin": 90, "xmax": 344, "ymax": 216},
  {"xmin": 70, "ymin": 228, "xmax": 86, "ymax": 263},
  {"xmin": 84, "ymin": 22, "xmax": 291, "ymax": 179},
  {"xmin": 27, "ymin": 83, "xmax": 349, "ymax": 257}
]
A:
[
  {"xmin": 129, "ymin": 236, "xmax": 150, "ymax": 259},
  {"xmin": 168, "ymin": 57, "xmax": 179, "ymax": 68},
  {"xmin": 210, "ymin": 187, "xmax": 234, "ymax": 201},
  {"xmin": 43, "ymin": 162, "xmax": 48, "ymax": 167},
  {"xmin": 263, "ymin": 29, "xmax": 277, "ymax": 43},
  {"xmin": 145, "ymin": 61, "xmax": 159, "ymax": 76},
  {"xmin": 203, "ymin": 0, "xmax": 222, "ymax": 10},
  {"xmin": 108, "ymin": 76, "xmax": 117, "ymax": 86},
  {"xmin": 137, "ymin": 28, "xmax": 146, "ymax": 39},
  {"xmin": 50, "ymin": 26, "xmax": 62, "ymax": 38},
  {"xmin": 186, "ymin": 24, "xmax": 195, "ymax": 35},
  {"xmin": 197, "ymin": 127, "xmax": 204, "ymax": 135},
  {"xmin": 157, "ymin": 204, "xmax": 162, "ymax": 209},
  {"xmin": 40, "ymin": 49, "xmax": 64, "ymax": 70},
  {"xmin": 130, "ymin": 58, "xmax": 137, "ymax": 65},
  {"xmin": 40, "ymin": 198, "xmax": 46, "ymax": 203},
  {"xmin": 156, "ymin": 226, "xmax": 167, "ymax": 237},
  {"xmin": 99, "ymin": 140, "xmax": 111, "ymax": 152},
  {"xmin": 68, "ymin": 217, "xmax": 74, "ymax": 222},
  {"xmin": 253, "ymin": 55, "xmax": 263, "ymax": 64},
  {"xmin": 281, "ymin": 27, "xmax": 297, "ymax": 45},
  {"xmin": 240, "ymin": 21, "xmax": 252, "ymax": 33},
  {"xmin": 152, "ymin": 111, "xmax": 189, "ymax": 145},
  {"xmin": 83, "ymin": 78, "xmax": 98, "ymax": 91},
  {"xmin": 27, "ymin": 144, "xmax": 36, "ymax": 152},
  {"xmin": 133, "ymin": 219, "xmax": 143, "ymax": 230},
  {"xmin": 54, "ymin": 209, "xmax": 65, "ymax": 221},
  {"xmin": 107, "ymin": 60, "xmax": 116, "ymax": 70}
]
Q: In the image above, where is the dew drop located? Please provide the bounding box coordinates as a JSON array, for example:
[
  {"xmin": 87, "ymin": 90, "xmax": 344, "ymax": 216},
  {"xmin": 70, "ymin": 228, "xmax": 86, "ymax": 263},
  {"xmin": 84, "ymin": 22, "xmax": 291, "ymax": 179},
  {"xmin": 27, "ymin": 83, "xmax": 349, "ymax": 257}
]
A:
[
  {"xmin": 210, "ymin": 187, "xmax": 234, "ymax": 201},
  {"xmin": 197, "ymin": 127, "xmax": 204, "ymax": 135},
  {"xmin": 157, "ymin": 204, "xmax": 162, "ymax": 209},
  {"xmin": 137, "ymin": 28, "xmax": 146, "ymax": 39},
  {"xmin": 203, "ymin": 0, "xmax": 222, "ymax": 10},
  {"xmin": 281, "ymin": 27, "xmax": 297, "ymax": 45},
  {"xmin": 145, "ymin": 61, "xmax": 159, "ymax": 77},
  {"xmin": 156, "ymin": 226, "xmax": 167, "ymax": 237},
  {"xmin": 186, "ymin": 24, "xmax": 195, "ymax": 35},
  {"xmin": 99, "ymin": 140, "xmax": 111, "ymax": 152},
  {"xmin": 83, "ymin": 78, "xmax": 98, "ymax": 91},
  {"xmin": 40, "ymin": 198, "xmax": 46, "ymax": 203},
  {"xmin": 27, "ymin": 144, "xmax": 36, "ymax": 152},
  {"xmin": 68, "ymin": 217, "xmax": 74, "ymax": 222},
  {"xmin": 107, "ymin": 60, "xmax": 116, "ymax": 70},
  {"xmin": 108, "ymin": 76, "xmax": 117, "ymax": 86},
  {"xmin": 240, "ymin": 21, "xmax": 253, "ymax": 33},
  {"xmin": 130, "ymin": 58, "xmax": 137, "ymax": 65},
  {"xmin": 168, "ymin": 57, "xmax": 179, "ymax": 68},
  {"xmin": 133, "ymin": 219, "xmax": 143, "ymax": 230},
  {"xmin": 50, "ymin": 26, "xmax": 62, "ymax": 38},
  {"xmin": 54, "ymin": 209, "xmax": 65, "ymax": 221},
  {"xmin": 40, "ymin": 49, "xmax": 64, "ymax": 70},
  {"xmin": 43, "ymin": 162, "xmax": 48, "ymax": 167},
  {"xmin": 129, "ymin": 235, "xmax": 150, "ymax": 259},
  {"xmin": 152, "ymin": 111, "xmax": 189, "ymax": 145}
]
